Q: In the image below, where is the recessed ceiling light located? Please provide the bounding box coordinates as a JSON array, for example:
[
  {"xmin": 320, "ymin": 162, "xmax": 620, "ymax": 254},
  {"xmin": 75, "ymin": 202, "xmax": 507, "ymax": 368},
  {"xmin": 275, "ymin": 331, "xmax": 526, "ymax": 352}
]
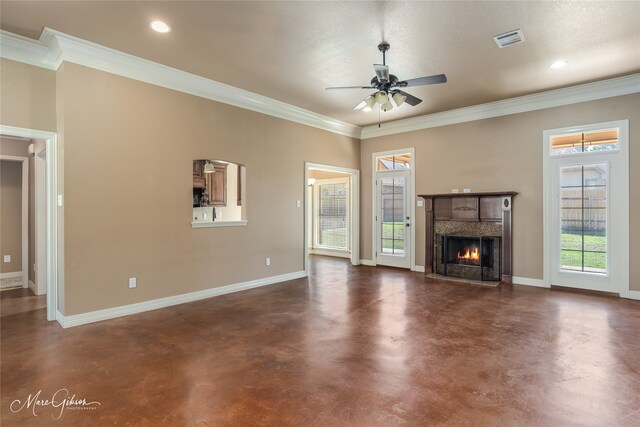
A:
[
  {"xmin": 150, "ymin": 20, "xmax": 171, "ymax": 33},
  {"xmin": 550, "ymin": 60, "xmax": 567, "ymax": 69}
]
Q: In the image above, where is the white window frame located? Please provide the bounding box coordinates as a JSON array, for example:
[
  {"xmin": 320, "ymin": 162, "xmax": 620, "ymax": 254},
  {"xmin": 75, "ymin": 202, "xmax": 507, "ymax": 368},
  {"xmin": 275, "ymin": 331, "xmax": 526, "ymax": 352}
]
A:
[
  {"xmin": 543, "ymin": 120, "xmax": 629, "ymax": 296},
  {"xmin": 313, "ymin": 177, "xmax": 350, "ymax": 252}
]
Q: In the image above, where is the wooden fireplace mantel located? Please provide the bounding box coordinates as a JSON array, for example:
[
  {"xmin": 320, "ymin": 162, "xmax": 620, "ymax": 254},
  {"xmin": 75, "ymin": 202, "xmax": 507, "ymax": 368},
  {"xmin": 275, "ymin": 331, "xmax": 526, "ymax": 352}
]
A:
[{"xmin": 418, "ymin": 192, "xmax": 518, "ymax": 283}]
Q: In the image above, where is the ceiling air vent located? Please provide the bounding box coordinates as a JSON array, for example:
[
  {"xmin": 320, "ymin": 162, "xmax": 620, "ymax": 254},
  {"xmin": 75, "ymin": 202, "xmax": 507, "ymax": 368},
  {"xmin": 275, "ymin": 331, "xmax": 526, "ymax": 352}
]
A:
[{"xmin": 493, "ymin": 29, "xmax": 525, "ymax": 48}]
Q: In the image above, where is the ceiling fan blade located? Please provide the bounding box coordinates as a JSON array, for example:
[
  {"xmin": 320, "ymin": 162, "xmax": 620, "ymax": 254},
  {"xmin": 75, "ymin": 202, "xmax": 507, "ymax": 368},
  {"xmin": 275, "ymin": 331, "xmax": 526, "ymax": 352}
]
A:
[
  {"xmin": 396, "ymin": 90, "xmax": 422, "ymax": 106},
  {"xmin": 353, "ymin": 94, "xmax": 376, "ymax": 110},
  {"xmin": 326, "ymin": 85, "xmax": 376, "ymax": 90},
  {"xmin": 353, "ymin": 99, "xmax": 367, "ymax": 110},
  {"xmin": 402, "ymin": 74, "xmax": 447, "ymax": 87},
  {"xmin": 374, "ymin": 64, "xmax": 389, "ymax": 82}
]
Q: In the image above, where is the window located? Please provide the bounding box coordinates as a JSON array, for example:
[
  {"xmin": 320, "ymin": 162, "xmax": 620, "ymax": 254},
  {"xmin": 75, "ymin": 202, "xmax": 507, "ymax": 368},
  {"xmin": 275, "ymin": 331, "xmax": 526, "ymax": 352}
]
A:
[
  {"xmin": 551, "ymin": 129, "xmax": 619, "ymax": 155},
  {"xmin": 380, "ymin": 176, "xmax": 406, "ymax": 255},
  {"xmin": 560, "ymin": 163, "xmax": 607, "ymax": 274},
  {"xmin": 377, "ymin": 154, "xmax": 411, "ymax": 171},
  {"xmin": 316, "ymin": 180, "xmax": 348, "ymax": 250}
]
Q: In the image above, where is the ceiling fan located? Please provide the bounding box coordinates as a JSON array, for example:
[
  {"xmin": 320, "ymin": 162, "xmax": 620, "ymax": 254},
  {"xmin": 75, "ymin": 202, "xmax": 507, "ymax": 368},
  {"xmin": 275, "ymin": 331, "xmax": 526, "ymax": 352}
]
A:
[{"xmin": 326, "ymin": 42, "xmax": 447, "ymax": 112}]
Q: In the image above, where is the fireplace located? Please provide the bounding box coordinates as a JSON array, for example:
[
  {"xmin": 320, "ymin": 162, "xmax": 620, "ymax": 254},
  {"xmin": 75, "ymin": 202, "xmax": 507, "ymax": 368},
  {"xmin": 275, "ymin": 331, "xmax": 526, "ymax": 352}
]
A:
[
  {"xmin": 440, "ymin": 235, "xmax": 500, "ymax": 281},
  {"xmin": 418, "ymin": 192, "xmax": 516, "ymax": 283}
]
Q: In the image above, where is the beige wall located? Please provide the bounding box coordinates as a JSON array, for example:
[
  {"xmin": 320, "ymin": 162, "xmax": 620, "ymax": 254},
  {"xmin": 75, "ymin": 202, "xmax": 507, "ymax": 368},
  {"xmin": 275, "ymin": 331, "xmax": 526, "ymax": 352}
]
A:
[
  {"xmin": 58, "ymin": 62, "xmax": 360, "ymax": 315},
  {"xmin": 0, "ymin": 58, "xmax": 57, "ymax": 132},
  {"xmin": 0, "ymin": 160, "xmax": 23, "ymax": 273},
  {"xmin": 2, "ymin": 55, "xmax": 638, "ymax": 314},
  {"xmin": 361, "ymin": 93, "xmax": 640, "ymax": 291}
]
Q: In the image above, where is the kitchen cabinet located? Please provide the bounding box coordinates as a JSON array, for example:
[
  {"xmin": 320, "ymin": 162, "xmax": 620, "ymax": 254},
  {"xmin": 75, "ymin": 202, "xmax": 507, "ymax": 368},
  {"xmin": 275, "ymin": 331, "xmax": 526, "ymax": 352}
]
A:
[{"xmin": 205, "ymin": 163, "xmax": 227, "ymax": 207}]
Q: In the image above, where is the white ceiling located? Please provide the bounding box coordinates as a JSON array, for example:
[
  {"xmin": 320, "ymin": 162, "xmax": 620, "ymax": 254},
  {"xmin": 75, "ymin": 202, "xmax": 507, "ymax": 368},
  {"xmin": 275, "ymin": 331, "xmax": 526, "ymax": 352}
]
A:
[{"xmin": 1, "ymin": 1, "xmax": 639, "ymax": 127}]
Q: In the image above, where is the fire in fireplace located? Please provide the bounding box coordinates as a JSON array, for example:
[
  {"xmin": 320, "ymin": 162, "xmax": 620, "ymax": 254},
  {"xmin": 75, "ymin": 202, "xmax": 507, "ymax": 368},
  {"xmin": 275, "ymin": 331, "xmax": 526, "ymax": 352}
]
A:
[{"xmin": 457, "ymin": 246, "xmax": 480, "ymax": 265}]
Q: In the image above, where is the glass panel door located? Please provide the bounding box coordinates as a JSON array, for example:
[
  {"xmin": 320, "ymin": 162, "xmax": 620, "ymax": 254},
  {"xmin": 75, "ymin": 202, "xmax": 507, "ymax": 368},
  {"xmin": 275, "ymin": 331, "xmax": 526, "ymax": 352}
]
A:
[
  {"xmin": 376, "ymin": 170, "xmax": 410, "ymax": 268},
  {"xmin": 546, "ymin": 120, "xmax": 628, "ymax": 296}
]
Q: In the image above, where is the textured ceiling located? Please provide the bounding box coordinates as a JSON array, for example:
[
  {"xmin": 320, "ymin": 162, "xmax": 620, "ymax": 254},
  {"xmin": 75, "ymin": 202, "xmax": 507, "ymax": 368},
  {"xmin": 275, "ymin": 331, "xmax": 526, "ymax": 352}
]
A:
[{"xmin": 1, "ymin": 1, "xmax": 639, "ymax": 127}]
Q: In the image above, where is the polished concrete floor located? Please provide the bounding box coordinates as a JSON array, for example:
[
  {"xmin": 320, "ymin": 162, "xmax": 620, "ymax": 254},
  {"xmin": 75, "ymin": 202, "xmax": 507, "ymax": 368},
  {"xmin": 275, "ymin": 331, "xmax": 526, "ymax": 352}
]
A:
[{"xmin": 2, "ymin": 256, "xmax": 639, "ymax": 426}]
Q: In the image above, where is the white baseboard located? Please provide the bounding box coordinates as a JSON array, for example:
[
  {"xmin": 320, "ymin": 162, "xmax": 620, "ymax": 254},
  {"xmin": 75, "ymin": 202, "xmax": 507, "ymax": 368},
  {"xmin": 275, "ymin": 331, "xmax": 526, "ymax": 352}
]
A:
[
  {"xmin": 28, "ymin": 279, "xmax": 46, "ymax": 295},
  {"xmin": 56, "ymin": 310, "xmax": 64, "ymax": 328},
  {"xmin": 627, "ymin": 290, "xmax": 640, "ymax": 301},
  {"xmin": 512, "ymin": 276, "xmax": 550, "ymax": 288},
  {"xmin": 412, "ymin": 265, "xmax": 425, "ymax": 273},
  {"xmin": 310, "ymin": 248, "xmax": 351, "ymax": 259},
  {"xmin": 58, "ymin": 270, "xmax": 307, "ymax": 328},
  {"xmin": 360, "ymin": 259, "xmax": 375, "ymax": 266},
  {"xmin": 0, "ymin": 271, "xmax": 22, "ymax": 279}
]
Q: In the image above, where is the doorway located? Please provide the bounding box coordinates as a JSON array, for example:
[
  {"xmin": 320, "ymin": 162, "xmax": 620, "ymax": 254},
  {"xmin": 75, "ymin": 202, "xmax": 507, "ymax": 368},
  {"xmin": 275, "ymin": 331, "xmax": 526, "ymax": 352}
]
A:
[
  {"xmin": 304, "ymin": 163, "xmax": 360, "ymax": 274},
  {"xmin": 372, "ymin": 149, "xmax": 415, "ymax": 269},
  {"xmin": 0, "ymin": 152, "xmax": 27, "ymax": 290},
  {"xmin": 543, "ymin": 120, "xmax": 629, "ymax": 296},
  {"xmin": 0, "ymin": 126, "xmax": 59, "ymax": 322}
]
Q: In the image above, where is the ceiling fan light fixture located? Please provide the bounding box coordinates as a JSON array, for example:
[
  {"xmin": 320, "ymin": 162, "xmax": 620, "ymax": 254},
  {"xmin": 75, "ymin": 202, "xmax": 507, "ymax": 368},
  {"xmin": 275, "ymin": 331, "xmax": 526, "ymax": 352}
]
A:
[
  {"xmin": 364, "ymin": 95, "xmax": 376, "ymax": 108},
  {"xmin": 381, "ymin": 101, "xmax": 393, "ymax": 112},
  {"xmin": 392, "ymin": 92, "xmax": 407, "ymax": 107},
  {"xmin": 363, "ymin": 106, "xmax": 372, "ymax": 112},
  {"xmin": 375, "ymin": 91, "xmax": 388, "ymax": 105}
]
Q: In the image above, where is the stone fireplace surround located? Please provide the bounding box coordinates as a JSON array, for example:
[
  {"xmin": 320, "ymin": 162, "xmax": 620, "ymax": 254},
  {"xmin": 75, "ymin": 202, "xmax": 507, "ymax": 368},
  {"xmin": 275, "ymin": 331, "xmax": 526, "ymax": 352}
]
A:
[{"xmin": 419, "ymin": 192, "xmax": 517, "ymax": 283}]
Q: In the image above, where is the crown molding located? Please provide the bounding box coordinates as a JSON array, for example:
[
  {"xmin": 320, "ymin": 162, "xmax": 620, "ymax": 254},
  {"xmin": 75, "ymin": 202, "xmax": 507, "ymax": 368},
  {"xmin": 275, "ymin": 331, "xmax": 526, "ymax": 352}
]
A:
[
  {"xmin": 361, "ymin": 74, "xmax": 640, "ymax": 139},
  {"xmin": 0, "ymin": 30, "xmax": 58, "ymax": 69},
  {"xmin": 3, "ymin": 29, "xmax": 639, "ymax": 141},
  {"xmin": 1, "ymin": 28, "xmax": 361, "ymax": 138}
]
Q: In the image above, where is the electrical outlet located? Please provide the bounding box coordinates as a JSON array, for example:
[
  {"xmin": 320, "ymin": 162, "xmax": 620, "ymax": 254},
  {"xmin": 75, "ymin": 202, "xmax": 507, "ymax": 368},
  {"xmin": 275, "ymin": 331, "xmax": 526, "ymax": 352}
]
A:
[
  {"xmin": 463, "ymin": 188, "xmax": 471, "ymax": 193},
  {"xmin": 296, "ymin": 200, "xmax": 301, "ymax": 208},
  {"xmin": 3, "ymin": 255, "xmax": 10, "ymax": 263},
  {"xmin": 128, "ymin": 277, "xmax": 137, "ymax": 288},
  {"xmin": 265, "ymin": 258, "xmax": 271, "ymax": 266},
  {"xmin": 451, "ymin": 189, "xmax": 459, "ymax": 193}
]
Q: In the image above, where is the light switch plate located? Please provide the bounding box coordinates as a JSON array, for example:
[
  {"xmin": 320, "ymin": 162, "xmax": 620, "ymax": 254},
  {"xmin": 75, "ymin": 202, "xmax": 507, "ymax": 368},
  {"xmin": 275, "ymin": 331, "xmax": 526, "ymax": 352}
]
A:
[
  {"xmin": 417, "ymin": 200, "xmax": 424, "ymax": 207},
  {"xmin": 3, "ymin": 255, "xmax": 10, "ymax": 263},
  {"xmin": 128, "ymin": 277, "xmax": 137, "ymax": 288}
]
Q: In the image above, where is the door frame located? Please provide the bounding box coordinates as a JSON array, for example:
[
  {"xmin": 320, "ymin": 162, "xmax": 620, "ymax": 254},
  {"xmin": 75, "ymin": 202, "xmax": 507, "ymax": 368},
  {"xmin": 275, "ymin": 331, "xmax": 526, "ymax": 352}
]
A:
[
  {"xmin": 542, "ymin": 119, "xmax": 629, "ymax": 297},
  {"xmin": 0, "ymin": 154, "xmax": 28, "ymax": 290},
  {"xmin": 1, "ymin": 125, "xmax": 60, "ymax": 321},
  {"xmin": 35, "ymin": 144, "xmax": 47, "ymax": 295},
  {"xmin": 304, "ymin": 162, "xmax": 360, "ymax": 274},
  {"xmin": 371, "ymin": 148, "xmax": 416, "ymax": 270}
]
